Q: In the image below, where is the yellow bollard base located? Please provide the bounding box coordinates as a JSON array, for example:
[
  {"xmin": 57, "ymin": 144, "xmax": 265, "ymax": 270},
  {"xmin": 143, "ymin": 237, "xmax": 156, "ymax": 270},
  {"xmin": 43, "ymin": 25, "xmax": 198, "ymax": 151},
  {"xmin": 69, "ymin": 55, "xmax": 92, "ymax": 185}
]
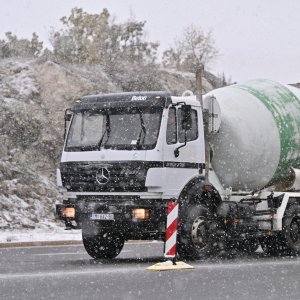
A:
[{"xmin": 146, "ymin": 260, "xmax": 194, "ymax": 271}]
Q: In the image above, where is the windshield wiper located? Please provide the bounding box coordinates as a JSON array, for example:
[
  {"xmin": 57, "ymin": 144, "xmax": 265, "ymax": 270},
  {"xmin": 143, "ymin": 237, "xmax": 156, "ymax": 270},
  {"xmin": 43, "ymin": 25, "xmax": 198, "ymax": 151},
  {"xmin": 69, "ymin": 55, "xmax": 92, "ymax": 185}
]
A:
[
  {"xmin": 98, "ymin": 114, "xmax": 111, "ymax": 149},
  {"xmin": 137, "ymin": 111, "xmax": 147, "ymax": 147}
]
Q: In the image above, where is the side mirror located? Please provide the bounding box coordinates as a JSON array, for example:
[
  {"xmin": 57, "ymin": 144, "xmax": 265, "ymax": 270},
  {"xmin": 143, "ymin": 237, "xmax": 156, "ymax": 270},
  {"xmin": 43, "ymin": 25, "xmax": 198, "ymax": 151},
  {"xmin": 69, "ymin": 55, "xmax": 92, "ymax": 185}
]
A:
[
  {"xmin": 65, "ymin": 110, "xmax": 72, "ymax": 121},
  {"xmin": 64, "ymin": 109, "xmax": 72, "ymax": 140},
  {"xmin": 181, "ymin": 105, "xmax": 192, "ymax": 131}
]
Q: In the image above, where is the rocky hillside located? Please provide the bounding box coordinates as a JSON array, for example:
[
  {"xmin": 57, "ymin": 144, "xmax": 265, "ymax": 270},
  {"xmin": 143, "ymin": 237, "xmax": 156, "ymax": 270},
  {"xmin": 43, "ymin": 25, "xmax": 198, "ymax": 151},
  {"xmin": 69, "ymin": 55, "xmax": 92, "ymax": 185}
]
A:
[{"xmin": 0, "ymin": 57, "xmax": 219, "ymax": 230}]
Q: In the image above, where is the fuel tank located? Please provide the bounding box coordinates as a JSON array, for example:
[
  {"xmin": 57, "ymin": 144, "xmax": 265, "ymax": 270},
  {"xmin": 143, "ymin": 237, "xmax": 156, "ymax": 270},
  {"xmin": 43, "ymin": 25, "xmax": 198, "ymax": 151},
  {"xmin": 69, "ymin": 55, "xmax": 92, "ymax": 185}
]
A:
[{"xmin": 204, "ymin": 79, "xmax": 300, "ymax": 191}]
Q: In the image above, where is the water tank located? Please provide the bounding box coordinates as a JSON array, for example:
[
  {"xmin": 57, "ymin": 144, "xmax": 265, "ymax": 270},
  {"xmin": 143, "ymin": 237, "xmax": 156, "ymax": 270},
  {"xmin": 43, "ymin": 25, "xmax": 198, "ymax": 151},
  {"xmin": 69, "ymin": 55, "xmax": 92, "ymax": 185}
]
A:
[{"xmin": 204, "ymin": 79, "xmax": 300, "ymax": 191}]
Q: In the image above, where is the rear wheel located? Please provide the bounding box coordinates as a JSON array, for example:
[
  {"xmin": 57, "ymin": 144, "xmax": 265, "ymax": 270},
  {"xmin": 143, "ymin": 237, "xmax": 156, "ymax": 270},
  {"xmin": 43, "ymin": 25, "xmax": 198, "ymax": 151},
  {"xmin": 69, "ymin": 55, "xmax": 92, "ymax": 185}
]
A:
[
  {"xmin": 236, "ymin": 239, "xmax": 259, "ymax": 254},
  {"xmin": 82, "ymin": 229, "xmax": 124, "ymax": 259},
  {"xmin": 282, "ymin": 204, "xmax": 300, "ymax": 255},
  {"xmin": 261, "ymin": 205, "xmax": 300, "ymax": 256},
  {"xmin": 261, "ymin": 235, "xmax": 287, "ymax": 256},
  {"xmin": 177, "ymin": 205, "xmax": 216, "ymax": 260}
]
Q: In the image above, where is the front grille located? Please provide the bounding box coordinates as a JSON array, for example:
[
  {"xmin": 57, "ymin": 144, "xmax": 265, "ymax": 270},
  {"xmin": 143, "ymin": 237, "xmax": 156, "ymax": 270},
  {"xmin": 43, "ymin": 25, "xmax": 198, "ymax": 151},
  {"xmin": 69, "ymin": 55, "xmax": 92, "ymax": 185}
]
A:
[{"xmin": 60, "ymin": 161, "xmax": 160, "ymax": 192}]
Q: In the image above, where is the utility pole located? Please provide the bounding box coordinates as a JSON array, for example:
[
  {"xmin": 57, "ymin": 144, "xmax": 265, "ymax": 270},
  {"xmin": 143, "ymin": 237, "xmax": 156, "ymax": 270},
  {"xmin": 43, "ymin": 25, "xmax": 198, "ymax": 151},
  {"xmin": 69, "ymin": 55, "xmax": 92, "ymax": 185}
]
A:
[{"xmin": 195, "ymin": 66, "xmax": 203, "ymax": 106}]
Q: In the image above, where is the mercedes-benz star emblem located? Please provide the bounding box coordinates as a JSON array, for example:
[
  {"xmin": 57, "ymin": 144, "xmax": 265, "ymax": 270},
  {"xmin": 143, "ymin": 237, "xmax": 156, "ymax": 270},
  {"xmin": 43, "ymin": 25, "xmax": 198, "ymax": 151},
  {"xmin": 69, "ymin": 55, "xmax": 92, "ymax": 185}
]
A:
[{"xmin": 95, "ymin": 167, "xmax": 110, "ymax": 185}]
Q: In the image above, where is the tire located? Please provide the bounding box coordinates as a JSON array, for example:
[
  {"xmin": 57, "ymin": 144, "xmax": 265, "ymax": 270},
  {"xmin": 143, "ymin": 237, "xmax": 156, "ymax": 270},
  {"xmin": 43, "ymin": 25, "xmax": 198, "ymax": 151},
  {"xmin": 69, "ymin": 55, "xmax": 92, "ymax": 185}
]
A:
[
  {"xmin": 236, "ymin": 239, "xmax": 259, "ymax": 254},
  {"xmin": 261, "ymin": 205, "xmax": 300, "ymax": 256},
  {"xmin": 282, "ymin": 204, "xmax": 300, "ymax": 255},
  {"xmin": 177, "ymin": 204, "xmax": 217, "ymax": 260},
  {"xmin": 261, "ymin": 235, "xmax": 287, "ymax": 256},
  {"xmin": 82, "ymin": 229, "xmax": 125, "ymax": 259}
]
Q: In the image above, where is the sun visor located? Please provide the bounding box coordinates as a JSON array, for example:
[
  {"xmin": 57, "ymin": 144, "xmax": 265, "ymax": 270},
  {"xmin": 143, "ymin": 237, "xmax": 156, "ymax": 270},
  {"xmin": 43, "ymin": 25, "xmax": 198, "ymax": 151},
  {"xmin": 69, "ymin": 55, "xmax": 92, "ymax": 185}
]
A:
[{"xmin": 72, "ymin": 92, "xmax": 171, "ymax": 112}]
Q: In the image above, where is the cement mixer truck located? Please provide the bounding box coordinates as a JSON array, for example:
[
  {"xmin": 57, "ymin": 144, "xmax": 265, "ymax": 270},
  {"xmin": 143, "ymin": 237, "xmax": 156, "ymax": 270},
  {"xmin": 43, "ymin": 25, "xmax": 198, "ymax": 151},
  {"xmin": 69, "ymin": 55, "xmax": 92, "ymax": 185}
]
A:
[{"xmin": 56, "ymin": 79, "xmax": 300, "ymax": 259}]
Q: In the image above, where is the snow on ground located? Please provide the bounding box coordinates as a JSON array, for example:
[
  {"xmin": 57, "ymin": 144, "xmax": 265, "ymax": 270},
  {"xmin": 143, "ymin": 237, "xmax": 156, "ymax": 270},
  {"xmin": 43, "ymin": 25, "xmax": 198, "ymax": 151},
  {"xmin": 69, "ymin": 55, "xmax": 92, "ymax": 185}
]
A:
[{"xmin": 0, "ymin": 224, "xmax": 82, "ymax": 244}]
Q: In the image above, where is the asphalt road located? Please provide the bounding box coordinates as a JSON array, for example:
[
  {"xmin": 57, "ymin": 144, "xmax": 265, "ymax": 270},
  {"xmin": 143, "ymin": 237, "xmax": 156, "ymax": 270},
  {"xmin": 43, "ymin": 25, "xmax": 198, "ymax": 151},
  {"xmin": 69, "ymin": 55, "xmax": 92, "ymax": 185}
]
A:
[{"xmin": 1, "ymin": 242, "xmax": 300, "ymax": 300}]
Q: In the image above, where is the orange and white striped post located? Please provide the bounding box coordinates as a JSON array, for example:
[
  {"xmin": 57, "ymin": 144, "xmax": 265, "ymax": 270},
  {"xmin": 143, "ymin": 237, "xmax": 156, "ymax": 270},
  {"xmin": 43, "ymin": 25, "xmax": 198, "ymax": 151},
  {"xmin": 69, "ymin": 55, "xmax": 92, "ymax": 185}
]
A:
[{"xmin": 164, "ymin": 201, "xmax": 179, "ymax": 263}]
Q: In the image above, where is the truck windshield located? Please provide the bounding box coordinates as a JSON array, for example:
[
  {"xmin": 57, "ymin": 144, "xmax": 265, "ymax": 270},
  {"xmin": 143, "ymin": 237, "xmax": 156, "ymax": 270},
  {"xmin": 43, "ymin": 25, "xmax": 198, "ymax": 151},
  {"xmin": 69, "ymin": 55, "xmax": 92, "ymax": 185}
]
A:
[{"xmin": 65, "ymin": 107, "xmax": 163, "ymax": 151}]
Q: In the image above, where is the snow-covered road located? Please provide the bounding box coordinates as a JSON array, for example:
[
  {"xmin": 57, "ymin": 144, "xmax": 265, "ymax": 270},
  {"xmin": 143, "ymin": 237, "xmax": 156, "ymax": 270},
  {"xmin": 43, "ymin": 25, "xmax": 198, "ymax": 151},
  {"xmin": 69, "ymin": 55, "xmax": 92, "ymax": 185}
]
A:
[{"xmin": 1, "ymin": 242, "xmax": 300, "ymax": 300}]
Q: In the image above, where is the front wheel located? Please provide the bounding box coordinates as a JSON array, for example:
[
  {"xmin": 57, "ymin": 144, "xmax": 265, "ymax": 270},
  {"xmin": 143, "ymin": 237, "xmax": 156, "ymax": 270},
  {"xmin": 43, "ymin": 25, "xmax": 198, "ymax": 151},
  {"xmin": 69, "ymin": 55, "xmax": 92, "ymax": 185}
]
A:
[
  {"xmin": 177, "ymin": 205, "xmax": 217, "ymax": 260},
  {"xmin": 82, "ymin": 229, "xmax": 125, "ymax": 259}
]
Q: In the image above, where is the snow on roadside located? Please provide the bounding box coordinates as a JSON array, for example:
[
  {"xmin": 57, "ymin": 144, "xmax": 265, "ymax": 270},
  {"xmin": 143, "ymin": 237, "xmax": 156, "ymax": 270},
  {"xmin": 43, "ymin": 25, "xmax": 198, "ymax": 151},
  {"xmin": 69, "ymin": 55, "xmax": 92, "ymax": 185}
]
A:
[{"xmin": 0, "ymin": 223, "xmax": 82, "ymax": 243}]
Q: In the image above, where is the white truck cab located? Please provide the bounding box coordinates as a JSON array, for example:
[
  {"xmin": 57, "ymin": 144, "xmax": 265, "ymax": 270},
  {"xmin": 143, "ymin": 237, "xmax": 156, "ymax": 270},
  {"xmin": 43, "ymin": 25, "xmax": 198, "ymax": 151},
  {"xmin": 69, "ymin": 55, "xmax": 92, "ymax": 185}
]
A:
[
  {"xmin": 56, "ymin": 85, "xmax": 300, "ymax": 260},
  {"xmin": 56, "ymin": 91, "xmax": 210, "ymax": 259}
]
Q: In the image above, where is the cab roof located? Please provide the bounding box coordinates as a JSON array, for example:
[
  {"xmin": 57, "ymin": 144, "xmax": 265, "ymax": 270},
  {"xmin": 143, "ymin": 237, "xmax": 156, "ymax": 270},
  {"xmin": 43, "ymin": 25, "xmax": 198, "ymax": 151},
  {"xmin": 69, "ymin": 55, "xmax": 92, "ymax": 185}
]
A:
[{"xmin": 72, "ymin": 91, "xmax": 172, "ymax": 112}]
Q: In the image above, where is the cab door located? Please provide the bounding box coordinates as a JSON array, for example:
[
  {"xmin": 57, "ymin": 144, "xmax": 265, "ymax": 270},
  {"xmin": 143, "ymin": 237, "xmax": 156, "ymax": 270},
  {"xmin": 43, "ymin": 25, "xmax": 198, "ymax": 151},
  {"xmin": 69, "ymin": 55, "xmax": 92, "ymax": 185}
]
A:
[{"xmin": 163, "ymin": 105, "xmax": 204, "ymax": 198}]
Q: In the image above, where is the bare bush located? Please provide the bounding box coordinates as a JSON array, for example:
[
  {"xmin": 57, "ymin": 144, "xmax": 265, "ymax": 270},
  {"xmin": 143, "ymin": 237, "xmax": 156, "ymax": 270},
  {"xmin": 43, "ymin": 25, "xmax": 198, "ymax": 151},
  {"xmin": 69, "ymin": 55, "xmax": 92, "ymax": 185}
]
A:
[{"xmin": 162, "ymin": 25, "xmax": 219, "ymax": 72}]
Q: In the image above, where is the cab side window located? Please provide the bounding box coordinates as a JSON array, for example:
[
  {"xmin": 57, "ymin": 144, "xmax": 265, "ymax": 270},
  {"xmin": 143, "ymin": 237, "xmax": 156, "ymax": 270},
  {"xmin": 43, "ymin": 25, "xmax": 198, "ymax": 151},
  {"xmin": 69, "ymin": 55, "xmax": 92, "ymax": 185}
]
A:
[
  {"xmin": 178, "ymin": 108, "xmax": 198, "ymax": 143},
  {"xmin": 166, "ymin": 107, "xmax": 177, "ymax": 144}
]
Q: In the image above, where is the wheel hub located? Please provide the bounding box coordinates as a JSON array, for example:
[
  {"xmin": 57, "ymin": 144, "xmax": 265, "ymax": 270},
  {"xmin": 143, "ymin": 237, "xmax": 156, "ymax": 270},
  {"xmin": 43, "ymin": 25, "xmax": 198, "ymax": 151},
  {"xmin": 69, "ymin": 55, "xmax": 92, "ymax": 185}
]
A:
[{"xmin": 191, "ymin": 217, "xmax": 210, "ymax": 249}]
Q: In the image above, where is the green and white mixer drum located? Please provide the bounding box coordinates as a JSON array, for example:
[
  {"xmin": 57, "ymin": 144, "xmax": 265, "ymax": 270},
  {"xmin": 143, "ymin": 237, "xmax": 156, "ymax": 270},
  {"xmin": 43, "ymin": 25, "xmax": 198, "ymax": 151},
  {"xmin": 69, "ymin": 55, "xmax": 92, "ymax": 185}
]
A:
[{"xmin": 204, "ymin": 79, "xmax": 300, "ymax": 191}]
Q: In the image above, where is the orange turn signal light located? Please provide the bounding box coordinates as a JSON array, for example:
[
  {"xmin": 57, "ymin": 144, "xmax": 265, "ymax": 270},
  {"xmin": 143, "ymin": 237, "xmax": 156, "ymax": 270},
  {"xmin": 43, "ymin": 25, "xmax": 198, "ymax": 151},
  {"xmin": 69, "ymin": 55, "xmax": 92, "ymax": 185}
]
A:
[
  {"xmin": 132, "ymin": 208, "xmax": 150, "ymax": 220},
  {"xmin": 63, "ymin": 207, "xmax": 75, "ymax": 218},
  {"xmin": 266, "ymin": 231, "xmax": 273, "ymax": 237},
  {"xmin": 203, "ymin": 184, "xmax": 213, "ymax": 192}
]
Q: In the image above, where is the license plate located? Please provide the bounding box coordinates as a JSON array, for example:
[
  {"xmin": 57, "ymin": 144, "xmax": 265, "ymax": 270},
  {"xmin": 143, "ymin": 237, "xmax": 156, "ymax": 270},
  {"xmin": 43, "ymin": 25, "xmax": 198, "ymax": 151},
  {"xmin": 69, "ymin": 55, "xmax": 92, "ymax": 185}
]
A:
[{"xmin": 89, "ymin": 213, "xmax": 114, "ymax": 221}]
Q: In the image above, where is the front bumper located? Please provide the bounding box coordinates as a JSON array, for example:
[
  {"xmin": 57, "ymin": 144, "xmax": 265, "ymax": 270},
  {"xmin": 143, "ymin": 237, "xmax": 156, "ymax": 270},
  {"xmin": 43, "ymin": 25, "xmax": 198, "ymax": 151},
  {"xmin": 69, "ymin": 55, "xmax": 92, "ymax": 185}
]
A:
[{"xmin": 56, "ymin": 197, "xmax": 168, "ymax": 240}]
